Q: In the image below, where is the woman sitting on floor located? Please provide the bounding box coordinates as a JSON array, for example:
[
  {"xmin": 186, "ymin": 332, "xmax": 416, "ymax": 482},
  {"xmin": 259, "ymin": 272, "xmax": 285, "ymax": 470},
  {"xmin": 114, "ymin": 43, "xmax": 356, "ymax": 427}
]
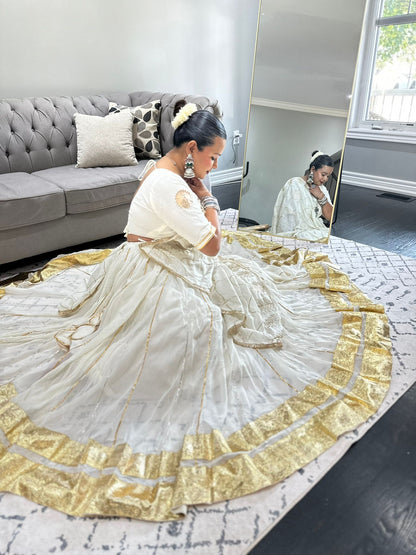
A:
[
  {"xmin": 0, "ymin": 104, "xmax": 391, "ymax": 521},
  {"xmin": 271, "ymin": 150, "xmax": 334, "ymax": 241}
]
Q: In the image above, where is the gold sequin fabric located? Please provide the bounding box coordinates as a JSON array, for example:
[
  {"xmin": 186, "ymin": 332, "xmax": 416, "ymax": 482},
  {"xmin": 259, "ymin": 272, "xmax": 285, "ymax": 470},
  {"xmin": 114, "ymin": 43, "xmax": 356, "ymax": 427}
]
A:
[{"xmin": 0, "ymin": 232, "xmax": 392, "ymax": 521}]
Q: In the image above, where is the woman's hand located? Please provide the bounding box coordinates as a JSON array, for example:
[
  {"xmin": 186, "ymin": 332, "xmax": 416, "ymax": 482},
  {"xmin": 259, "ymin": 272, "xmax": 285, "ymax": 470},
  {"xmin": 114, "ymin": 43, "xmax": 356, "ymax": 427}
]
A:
[
  {"xmin": 308, "ymin": 184, "xmax": 324, "ymax": 200},
  {"xmin": 185, "ymin": 177, "xmax": 211, "ymax": 199}
]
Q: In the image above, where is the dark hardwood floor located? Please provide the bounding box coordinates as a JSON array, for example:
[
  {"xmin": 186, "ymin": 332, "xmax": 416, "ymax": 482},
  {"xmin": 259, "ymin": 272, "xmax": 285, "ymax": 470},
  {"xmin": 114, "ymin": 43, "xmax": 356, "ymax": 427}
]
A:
[
  {"xmin": 250, "ymin": 183, "xmax": 416, "ymax": 555},
  {"xmin": 332, "ymin": 183, "xmax": 416, "ymax": 258}
]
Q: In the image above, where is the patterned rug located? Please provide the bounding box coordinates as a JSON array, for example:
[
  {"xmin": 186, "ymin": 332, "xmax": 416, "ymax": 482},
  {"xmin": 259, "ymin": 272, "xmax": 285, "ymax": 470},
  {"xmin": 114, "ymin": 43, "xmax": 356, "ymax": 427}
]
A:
[{"xmin": 0, "ymin": 233, "xmax": 415, "ymax": 555}]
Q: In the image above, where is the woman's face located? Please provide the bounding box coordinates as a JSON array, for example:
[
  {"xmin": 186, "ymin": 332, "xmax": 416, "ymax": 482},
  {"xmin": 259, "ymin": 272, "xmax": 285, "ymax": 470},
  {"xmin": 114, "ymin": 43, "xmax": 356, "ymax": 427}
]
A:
[
  {"xmin": 312, "ymin": 165, "xmax": 333, "ymax": 186},
  {"xmin": 191, "ymin": 136, "xmax": 226, "ymax": 180}
]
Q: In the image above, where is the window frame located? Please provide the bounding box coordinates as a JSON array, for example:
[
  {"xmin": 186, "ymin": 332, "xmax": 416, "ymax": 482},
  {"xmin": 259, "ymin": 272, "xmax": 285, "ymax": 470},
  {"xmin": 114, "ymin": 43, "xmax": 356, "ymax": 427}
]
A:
[{"xmin": 348, "ymin": 0, "xmax": 416, "ymax": 144}]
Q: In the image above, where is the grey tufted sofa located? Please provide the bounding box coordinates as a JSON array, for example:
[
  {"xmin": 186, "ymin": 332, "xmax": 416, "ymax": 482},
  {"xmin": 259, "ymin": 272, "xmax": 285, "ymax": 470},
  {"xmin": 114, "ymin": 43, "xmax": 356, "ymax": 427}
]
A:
[{"xmin": 0, "ymin": 91, "xmax": 222, "ymax": 265}]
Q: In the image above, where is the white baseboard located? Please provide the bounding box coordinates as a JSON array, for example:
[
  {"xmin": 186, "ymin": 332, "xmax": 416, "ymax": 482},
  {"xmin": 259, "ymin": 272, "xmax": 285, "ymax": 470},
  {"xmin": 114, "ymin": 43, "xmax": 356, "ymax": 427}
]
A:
[
  {"xmin": 342, "ymin": 170, "xmax": 416, "ymax": 198},
  {"xmin": 210, "ymin": 166, "xmax": 244, "ymax": 186}
]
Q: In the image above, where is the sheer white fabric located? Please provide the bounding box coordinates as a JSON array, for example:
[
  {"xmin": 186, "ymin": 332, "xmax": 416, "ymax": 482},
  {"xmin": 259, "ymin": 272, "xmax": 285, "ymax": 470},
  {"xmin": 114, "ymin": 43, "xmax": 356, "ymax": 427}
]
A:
[
  {"xmin": 0, "ymin": 239, "xmax": 341, "ymax": 453},
  {"xmin": 271, "ymin": 176, "xmax": 331, "ymax": 241}
]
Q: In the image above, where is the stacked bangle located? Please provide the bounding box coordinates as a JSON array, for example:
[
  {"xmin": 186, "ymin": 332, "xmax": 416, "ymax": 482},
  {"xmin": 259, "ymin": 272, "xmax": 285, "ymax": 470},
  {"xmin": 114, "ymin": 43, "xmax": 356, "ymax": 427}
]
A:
[
  {"xmin": 317, "ymin": 196, "xmax": 327, "ymax": 207},
  {"xmin": 200, "ymin": 195, "xmax": 220, "ymax": 214}
]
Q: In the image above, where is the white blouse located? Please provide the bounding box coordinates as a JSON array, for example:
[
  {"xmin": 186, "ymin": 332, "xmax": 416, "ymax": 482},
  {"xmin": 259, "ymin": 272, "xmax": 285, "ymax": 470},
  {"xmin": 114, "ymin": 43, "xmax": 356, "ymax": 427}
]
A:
[{"xmin": 124, "ymin": 166, "xmax": 216, "ymax": 250}]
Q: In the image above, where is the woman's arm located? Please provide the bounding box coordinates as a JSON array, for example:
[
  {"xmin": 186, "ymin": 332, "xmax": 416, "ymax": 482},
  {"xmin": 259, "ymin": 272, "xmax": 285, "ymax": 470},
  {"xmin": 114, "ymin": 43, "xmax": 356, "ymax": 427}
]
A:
[
  {"xmin": 186, "ymin": 178, "xmax": 221, "ymax": 256},
  {"xmin": 308, "ymin": 185, "xmax": 333, "ymax": 221},
  {"xmin": 319, "ymin": 198, "xmax": 333, "ymax": 221},
  {"xmin": 199, "ymin": 207, "xmax": 221, "ymax": 255}
]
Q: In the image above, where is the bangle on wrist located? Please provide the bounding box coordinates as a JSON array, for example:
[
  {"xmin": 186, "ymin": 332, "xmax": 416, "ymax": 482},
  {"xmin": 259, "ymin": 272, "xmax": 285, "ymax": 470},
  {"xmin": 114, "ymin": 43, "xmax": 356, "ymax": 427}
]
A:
[
  {"xmin": 317, "ymin": 196, "xmax": 327, "ymax": 206},
  {"xmin": 200, "ymin": 195, "xmax": 220, "ymax": 214}
]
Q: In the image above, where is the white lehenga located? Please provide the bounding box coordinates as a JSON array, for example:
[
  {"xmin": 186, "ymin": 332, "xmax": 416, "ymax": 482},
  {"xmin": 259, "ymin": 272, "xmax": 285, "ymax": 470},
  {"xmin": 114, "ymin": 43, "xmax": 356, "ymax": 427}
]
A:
[
  {"xmin": 271, "ymin": 176, "xmax": 331, "ymax": 241},
  {"xmin": 0, "ymin": 170, "xmax": 392, "ymax": 521}
]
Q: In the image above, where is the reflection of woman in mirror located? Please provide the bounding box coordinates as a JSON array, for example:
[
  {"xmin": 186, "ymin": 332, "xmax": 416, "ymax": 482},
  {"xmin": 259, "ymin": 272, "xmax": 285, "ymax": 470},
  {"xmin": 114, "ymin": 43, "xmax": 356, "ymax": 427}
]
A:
[{"xmin": 271, "ymin": 151, "xmax": 334, "ymax": 241}]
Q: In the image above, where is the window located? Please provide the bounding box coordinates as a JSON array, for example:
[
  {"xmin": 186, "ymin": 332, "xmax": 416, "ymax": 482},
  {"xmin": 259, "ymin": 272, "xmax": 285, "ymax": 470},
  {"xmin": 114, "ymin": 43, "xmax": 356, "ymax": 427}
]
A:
[{"xmin": 348, "ymin": 0, "xmax": 416, "ymax": 143}]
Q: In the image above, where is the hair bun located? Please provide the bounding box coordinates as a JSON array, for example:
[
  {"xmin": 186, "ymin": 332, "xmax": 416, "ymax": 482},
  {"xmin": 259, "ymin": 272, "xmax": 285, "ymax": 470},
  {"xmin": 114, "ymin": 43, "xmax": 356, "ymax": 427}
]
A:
[
  {"xmin": 310, "ymin": 150, "xmax": 324, "ymax": 164},
  {"xmin": 173, "ymin": 99, "xmax": 187, "ymax": 117},
  {"xmin": 171, "ymin": 102, "xmax": 198, "ymax": 130}
]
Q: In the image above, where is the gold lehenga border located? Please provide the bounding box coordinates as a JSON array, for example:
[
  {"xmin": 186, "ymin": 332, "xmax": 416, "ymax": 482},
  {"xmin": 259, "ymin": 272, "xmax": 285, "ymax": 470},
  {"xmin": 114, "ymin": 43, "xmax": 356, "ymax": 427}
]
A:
[
  {"xmin": 0, "ymin": 249, "xmax": 113, "ymax": 300},
  {"xmin": 0, "ymin": 231, "xmax": 392, "ymax": 520},
  {"xmin": 0, "ymin": 305, "xmax": 391, "ymax": 521}
]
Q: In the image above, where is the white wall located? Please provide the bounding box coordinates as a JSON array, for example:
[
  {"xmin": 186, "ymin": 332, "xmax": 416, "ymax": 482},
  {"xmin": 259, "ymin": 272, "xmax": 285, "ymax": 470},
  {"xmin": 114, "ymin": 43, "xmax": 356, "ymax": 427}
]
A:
[
  {"xmin": 342, "ymin": 138, "xmax": 416, "ymax": 196},
  {"xmin": 0, "ymin": 0, "xmax": 260, "ymax": 170},
  {"xmin": 240, "ymin": 105, "xmax": 347, "ymax": 224}
]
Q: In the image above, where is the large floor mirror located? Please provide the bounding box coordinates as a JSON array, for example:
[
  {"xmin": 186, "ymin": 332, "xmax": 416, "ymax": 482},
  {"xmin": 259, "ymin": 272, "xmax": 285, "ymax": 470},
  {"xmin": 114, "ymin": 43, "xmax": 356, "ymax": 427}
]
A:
[{"xmin": 238, "ymin": 0, "xmax": 367, "ymax": 242}]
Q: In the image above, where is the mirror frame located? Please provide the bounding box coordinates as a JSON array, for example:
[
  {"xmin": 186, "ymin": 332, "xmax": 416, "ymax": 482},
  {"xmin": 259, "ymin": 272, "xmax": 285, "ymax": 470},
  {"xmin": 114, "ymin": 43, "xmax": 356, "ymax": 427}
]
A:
[{"xmin": 237, "ymin": 0, "xmax": 367, "ymax": 244}]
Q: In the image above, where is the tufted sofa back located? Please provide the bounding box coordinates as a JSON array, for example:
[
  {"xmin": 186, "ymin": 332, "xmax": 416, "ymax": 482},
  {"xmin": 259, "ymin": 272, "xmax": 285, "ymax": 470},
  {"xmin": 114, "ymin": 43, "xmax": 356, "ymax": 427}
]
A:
[{"xmin": 0, "ymin": 91, "xmax": 222, "ymax": 174}]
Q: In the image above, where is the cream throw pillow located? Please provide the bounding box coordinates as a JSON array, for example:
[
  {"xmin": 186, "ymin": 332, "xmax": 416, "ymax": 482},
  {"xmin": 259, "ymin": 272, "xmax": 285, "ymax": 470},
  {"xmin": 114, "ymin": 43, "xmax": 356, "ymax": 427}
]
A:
[{"xmin": 75, "ymin": 111, "xmax": 138, "ymax": 168}]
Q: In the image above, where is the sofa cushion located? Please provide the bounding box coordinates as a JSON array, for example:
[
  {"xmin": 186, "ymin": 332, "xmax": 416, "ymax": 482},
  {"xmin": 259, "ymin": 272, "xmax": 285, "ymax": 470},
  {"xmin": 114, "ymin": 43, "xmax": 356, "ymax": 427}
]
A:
[
  {"xmin": 0, "ymin": 172, "xmax": 66, "ymax": 231},
  {"xmin": 33, "ymin": 163, "xmax": 148, "ymax": 214},
  {"xmin": 74, "ymin": 111, "xmax": 138, "ymax": 168},
  {"xmin": 108, "ymin": 100, "xmax": 161, "ymax": 160}
]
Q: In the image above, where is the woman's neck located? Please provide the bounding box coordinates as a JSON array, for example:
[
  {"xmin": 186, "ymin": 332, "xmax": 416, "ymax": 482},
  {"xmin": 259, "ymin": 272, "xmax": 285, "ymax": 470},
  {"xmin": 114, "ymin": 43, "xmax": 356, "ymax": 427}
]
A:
[
  {"xmin": 165, "ymin": 148, "xmax": 186, "ymax": 172},
  {"xmin": 155, "ymin": 149, "xmax": 184, "ymax": 176}
]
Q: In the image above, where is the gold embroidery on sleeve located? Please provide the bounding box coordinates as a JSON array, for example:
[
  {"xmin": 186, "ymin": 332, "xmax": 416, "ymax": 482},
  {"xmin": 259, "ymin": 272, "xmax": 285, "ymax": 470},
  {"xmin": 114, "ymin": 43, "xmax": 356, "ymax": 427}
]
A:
[{"xmin": 175, "ymin": 190, "xmax": 193, "ymax": 209}]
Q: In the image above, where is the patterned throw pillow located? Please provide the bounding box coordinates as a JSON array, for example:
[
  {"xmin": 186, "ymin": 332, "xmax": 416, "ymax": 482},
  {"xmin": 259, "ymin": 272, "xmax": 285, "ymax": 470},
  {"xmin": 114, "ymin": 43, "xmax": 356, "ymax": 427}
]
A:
[{"xmin": 108, "ymin": 100, "xmax": 161, "ymax": 159}]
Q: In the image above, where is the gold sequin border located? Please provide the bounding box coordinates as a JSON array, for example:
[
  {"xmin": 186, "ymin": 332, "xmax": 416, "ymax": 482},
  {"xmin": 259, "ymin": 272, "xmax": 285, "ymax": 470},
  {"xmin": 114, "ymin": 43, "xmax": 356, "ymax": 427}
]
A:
[
  {"xmin": 0, "ymin": 306, "xmax": 391, "ymax": 522},
  {"xmin": 0, "ymin": 232, "xmax": 393, "ymax": 519}
]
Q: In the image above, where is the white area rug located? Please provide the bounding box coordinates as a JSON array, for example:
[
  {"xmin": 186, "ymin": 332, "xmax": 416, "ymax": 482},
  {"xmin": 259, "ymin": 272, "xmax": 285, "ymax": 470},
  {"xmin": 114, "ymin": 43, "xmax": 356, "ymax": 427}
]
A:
[{"xmin": 0, "ymin": 234, "xmax": 415, "ymax": 555}]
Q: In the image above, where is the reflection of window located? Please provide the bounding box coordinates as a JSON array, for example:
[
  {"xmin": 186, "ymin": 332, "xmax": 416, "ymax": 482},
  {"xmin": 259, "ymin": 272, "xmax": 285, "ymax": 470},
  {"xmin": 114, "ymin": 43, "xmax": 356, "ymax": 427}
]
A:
[{"xmin": 349, "ymin": 0, "xmax": 416, "ymax": 142}]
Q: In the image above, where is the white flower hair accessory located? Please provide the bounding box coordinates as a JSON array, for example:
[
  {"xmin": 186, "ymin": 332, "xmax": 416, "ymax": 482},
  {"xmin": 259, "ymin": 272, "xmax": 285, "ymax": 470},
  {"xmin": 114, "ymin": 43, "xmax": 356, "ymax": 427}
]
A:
[
  {"xmin": 171, "ymin": 103, "xmax": 198, "ymax": 130},
  {"xmin": 310, "ymin": 151, "xmax": 324, "ymax": 164}
]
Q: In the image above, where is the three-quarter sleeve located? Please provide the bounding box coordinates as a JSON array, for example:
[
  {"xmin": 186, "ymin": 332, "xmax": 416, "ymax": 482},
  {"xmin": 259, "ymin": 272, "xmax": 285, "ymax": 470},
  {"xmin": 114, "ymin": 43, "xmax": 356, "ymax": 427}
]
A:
[{"xmin": 148, "ymin": 170, "xmax": 216, "ymax": 248}]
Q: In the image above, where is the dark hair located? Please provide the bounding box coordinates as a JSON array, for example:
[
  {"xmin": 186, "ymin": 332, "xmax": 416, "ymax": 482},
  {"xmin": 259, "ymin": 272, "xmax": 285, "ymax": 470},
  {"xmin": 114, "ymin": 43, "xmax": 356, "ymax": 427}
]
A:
[
  {"xmin": 173, "ymin": 100, "xmax": 227, "ymax": 149},
  {"xmin": 308, "ymin": 150, "xmax": 334, "ymax": 170}
]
